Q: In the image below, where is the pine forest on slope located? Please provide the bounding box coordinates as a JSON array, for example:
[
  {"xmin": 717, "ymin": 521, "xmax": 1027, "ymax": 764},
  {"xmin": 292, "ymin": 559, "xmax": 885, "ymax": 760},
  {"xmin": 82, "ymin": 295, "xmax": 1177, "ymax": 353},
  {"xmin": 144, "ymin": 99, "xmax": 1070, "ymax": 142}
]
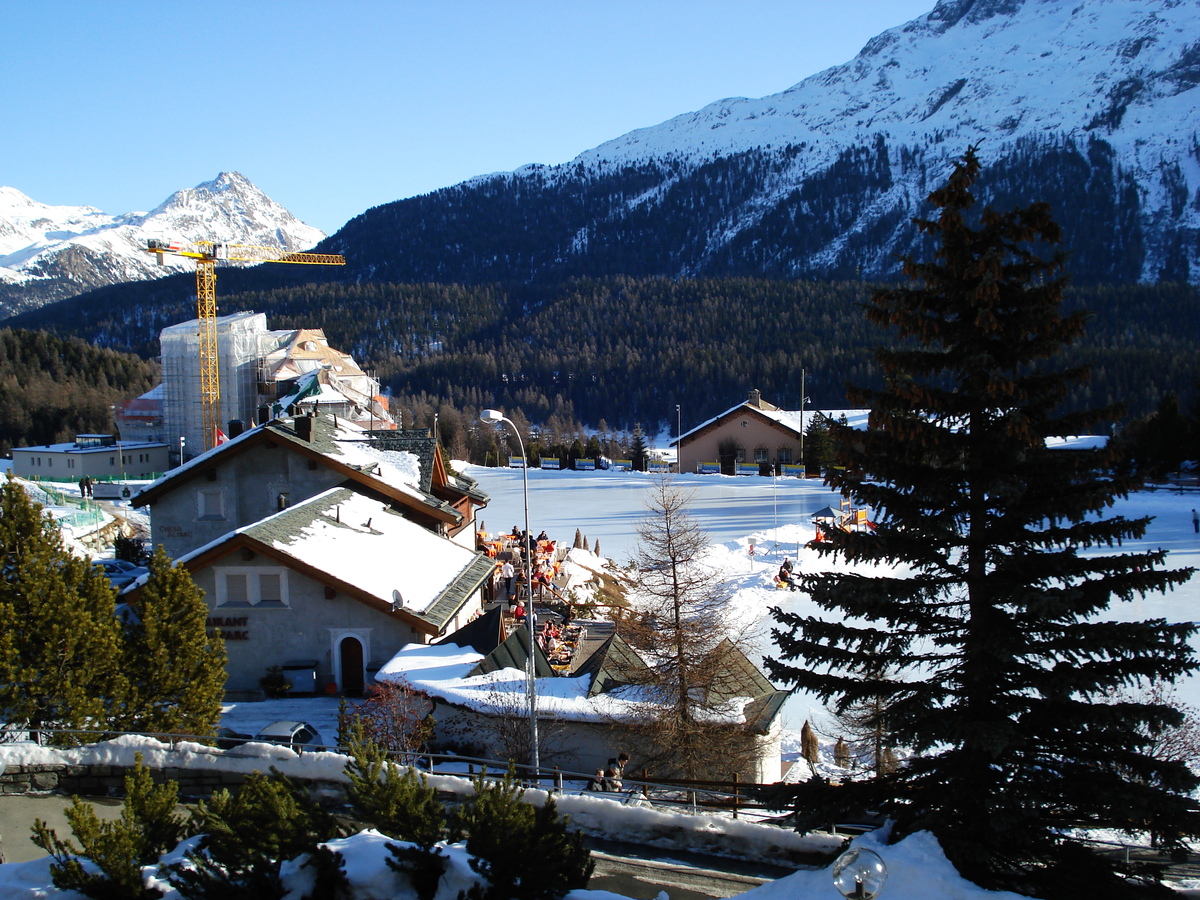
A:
[{"xmin": 9, "ymin": 272, "xmax": 1196, "ymax": 433}]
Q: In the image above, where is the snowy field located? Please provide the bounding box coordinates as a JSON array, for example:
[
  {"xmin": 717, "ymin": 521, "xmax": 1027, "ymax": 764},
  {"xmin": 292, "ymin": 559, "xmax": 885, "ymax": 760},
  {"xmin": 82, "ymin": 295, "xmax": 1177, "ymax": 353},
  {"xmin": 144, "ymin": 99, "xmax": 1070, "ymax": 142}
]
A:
[{"xmin": 461, "ymin": 464, "xmax": 1200, "ymax": 737}]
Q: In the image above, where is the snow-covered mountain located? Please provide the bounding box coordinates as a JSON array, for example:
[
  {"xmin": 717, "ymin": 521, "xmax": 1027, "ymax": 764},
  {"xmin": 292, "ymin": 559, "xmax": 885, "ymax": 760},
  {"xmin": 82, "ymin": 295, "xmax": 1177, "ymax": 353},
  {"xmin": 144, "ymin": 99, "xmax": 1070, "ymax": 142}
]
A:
[
  {"xmin": 327, "ymin": 0, "xmax": 1200, "ymax": 285},
  {"xmin": 0, "ymin": 172, "xmax": 325, "ymax": 318}
]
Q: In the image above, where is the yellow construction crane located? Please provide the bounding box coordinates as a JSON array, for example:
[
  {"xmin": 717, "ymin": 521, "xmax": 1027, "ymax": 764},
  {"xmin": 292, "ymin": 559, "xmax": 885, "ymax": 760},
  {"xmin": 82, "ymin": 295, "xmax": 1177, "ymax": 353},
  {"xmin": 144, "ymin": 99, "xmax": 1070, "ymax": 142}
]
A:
[{"xmin": 145, "ymin": 239, "xmax": 346, "ymax": 452}]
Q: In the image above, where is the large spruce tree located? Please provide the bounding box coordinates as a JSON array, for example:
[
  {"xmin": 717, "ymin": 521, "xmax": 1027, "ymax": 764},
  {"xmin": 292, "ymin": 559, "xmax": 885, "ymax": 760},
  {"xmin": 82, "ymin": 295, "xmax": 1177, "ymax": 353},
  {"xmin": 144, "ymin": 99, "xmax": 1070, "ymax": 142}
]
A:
[
  {"xmin": 0, "ymin": 475, "xmax": 126, "ymax": 742},
  {"xmin": 115, "ymin": 547, "xmax": 227, "ymax": 739},
  {"xmin": 766, "ymin": 148, "xmax": 1198, "ymax": 897}
]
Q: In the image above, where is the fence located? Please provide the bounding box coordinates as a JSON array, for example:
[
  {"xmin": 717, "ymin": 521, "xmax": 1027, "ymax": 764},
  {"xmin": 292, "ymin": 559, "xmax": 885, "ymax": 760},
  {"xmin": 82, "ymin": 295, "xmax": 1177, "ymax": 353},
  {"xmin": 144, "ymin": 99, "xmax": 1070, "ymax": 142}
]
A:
[
  {"xmin": 9, "ymin": 727, "xmax": 783, "ymax": 823},
  {"xmin": 19, "ymin": 482, "xmax": 106, "ymax": 531}
]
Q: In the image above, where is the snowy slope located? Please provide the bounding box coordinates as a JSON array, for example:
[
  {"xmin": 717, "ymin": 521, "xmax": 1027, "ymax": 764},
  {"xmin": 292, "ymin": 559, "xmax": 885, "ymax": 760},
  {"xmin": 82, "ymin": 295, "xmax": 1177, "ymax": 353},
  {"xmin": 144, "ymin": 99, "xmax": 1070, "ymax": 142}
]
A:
[
  {"xmin": 0, "ymin": 172, "xmax": 325, "ymax": 316},
  {"xmin": 576, "ymin": 0, "xmax": 1199, "ymax": 171},
  {"xmin": 334, "ymin": 0, "xmax": 1191, "ymax": 286},
  {"xmin": 567, "ymin": 0, "xmax": 1200, "ymax": 279}
]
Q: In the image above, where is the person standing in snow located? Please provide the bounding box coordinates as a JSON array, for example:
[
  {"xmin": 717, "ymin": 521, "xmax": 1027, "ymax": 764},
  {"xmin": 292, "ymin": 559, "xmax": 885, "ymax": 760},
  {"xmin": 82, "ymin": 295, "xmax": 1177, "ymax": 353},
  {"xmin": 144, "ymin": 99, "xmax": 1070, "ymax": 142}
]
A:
[{"xmin": 1193, "ymin": 509, "xmax": 1199, "ymax": 534}]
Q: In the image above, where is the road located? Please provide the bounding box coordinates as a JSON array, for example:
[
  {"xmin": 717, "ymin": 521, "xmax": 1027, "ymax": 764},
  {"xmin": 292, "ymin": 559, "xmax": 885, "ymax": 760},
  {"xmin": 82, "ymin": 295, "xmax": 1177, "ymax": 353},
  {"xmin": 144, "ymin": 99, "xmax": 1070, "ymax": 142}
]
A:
[{"xmin": 585, "ymin": 838, "xmax": 803, "ymax": 900}]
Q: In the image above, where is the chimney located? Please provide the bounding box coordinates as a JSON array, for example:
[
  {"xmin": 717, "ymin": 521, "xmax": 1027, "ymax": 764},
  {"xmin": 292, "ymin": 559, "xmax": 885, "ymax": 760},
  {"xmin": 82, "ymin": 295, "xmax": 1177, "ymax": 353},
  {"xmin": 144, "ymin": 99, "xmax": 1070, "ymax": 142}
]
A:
[
  {"xmin": 295, "ymin": 415, "xmax": 313, "ymax": 442},
  {"xmin": 228, "ymin": 419, "xmax": 245, "ymax": 438},
  {"xmin": 748, "ymin": 389, "xmax": 762, "ymax": 408}
]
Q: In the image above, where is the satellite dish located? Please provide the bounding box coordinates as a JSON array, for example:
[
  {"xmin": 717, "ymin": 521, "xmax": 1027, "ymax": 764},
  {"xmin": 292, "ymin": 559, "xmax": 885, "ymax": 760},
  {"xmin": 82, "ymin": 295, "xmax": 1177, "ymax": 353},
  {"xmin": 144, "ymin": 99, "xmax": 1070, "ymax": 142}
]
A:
[{"xmin": 391, "ymin": 589, "xmax": 404, "ymax": 609}]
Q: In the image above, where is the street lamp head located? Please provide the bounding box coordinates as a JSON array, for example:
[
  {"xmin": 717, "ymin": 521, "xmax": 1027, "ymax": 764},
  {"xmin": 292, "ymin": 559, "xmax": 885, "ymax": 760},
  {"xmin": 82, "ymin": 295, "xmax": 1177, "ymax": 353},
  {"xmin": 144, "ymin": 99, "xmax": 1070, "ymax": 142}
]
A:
[{"xmin": 480, "ymin": 409, "xmax": 505, "ymax": 425}]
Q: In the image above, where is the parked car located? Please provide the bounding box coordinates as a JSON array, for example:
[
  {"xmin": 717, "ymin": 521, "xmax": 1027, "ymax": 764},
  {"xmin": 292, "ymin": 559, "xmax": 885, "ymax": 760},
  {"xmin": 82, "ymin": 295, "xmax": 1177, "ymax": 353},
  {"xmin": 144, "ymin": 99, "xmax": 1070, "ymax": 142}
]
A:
[
  {"xmin": 93, "ymin": 558, "xmax": 149, "ymax": 589},
  {"xmin": 215, "ymin": 727, "xmax": 251, "ymax": 750},
  {"xmin": 253, "ymin": 720, "xmax": 328, "ymax": 752}
]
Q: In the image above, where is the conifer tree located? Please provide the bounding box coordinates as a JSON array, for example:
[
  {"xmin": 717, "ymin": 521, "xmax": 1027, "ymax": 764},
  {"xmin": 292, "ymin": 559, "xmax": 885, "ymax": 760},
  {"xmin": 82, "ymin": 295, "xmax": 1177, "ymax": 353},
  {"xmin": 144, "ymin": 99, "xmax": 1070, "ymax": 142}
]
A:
[
  {"xmin": 630, "ymin": 425, "xmax": 648, "ymax": 472},
  {"xmin": 621, "ymin": 476, "xmax": 757, "ymax": 779},
  {"xmin": 766, "ymin": 148, "xmax": 1198, "ymax": 896},
  {"xmin": 0, "ymin": 475, "xmax": 126, "ymax": 743},
  {"xmin": 115, "ymin": 547, "xmax": 226, "ymax": 739}
]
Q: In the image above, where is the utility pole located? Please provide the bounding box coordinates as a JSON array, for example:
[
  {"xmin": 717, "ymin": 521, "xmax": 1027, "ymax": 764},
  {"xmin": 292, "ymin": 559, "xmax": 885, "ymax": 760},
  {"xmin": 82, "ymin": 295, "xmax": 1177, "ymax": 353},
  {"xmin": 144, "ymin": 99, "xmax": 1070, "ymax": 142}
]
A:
[{"xmin": 800, "ymin": 368, "xmax": 806, "ymax": 480}]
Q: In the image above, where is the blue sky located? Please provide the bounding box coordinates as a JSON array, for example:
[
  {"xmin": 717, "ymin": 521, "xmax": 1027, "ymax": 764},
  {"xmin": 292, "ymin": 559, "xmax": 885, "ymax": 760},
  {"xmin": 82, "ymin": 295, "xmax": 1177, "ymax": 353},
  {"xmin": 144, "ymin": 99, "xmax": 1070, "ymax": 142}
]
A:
[{"xmin": 3, "ymin": 1, "xmax": 933, "ymax": 235}]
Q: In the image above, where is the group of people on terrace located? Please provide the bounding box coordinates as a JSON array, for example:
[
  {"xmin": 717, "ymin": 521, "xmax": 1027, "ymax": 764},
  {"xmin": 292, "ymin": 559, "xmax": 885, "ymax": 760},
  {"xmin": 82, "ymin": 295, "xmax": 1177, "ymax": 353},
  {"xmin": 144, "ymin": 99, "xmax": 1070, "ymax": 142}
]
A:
[{"xmin": 479, "ymin": 525, "xmax": 564, "ymax": 606}]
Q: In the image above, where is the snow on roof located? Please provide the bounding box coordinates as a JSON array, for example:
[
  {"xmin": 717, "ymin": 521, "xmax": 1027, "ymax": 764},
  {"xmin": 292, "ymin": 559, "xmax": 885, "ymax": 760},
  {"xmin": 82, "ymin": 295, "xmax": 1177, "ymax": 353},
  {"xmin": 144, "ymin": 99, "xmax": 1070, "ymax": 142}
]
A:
[
  {"xmin": 13, "ymin": 438, "xmax": 167, "ymax": 453},
  {"xmin": 377, "ymin": 637, "xmax": 753, "ymax": 727},
  {"xmin": 296, "ymin": 382, "xmax": 359, "ymax": 406},
  {"xmin": 136, "ymin": 413, "xmax": 432, "ymax": 510},
  {"xmin": 676, "ymin": 404, "xmax": 869, "ymax": 444},
  {"xmin": 257, "ymin": 489, "xmax": 479, "ymax": 615}
]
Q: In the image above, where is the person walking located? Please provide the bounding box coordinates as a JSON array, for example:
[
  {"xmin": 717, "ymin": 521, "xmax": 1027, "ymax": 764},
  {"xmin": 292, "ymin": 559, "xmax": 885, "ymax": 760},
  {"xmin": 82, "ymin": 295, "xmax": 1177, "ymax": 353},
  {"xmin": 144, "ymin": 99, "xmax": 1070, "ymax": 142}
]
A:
[
  {"xmin": 501, "ymin": 559, "xmax": 515, "ymax": 603},
  {"xmin": 606, "ymin": 751, "xmax": 630, "ymax": 792}
]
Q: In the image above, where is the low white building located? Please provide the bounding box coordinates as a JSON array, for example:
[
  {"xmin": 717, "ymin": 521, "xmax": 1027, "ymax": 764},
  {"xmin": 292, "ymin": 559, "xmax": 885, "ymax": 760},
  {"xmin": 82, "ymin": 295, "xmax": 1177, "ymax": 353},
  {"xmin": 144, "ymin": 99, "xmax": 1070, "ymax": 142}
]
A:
[
  {"xmin": 11, "ymin": 434, "xmax": 169, "ymax": 482},
  {"xmin": 378, "ymin": 629, "xmax": 787, "ymax": 784}
]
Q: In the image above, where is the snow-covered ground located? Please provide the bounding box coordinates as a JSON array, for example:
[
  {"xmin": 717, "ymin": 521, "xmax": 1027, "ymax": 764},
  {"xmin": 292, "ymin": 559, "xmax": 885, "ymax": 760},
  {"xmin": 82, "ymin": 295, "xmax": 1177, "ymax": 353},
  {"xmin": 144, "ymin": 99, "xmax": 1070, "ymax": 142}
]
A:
[
  {"xmin": 462, "ymin": 464, "xmax": 1200, "ymax": 737},
  {"xmin": 2, "ymin": 463, "xmax": 1197, "ymax": 897}
]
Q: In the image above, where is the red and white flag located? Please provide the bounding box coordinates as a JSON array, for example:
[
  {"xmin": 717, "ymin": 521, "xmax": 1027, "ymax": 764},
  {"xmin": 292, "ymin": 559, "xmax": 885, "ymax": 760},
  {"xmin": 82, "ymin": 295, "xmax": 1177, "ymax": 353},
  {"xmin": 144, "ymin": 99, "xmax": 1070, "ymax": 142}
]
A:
[{"xmin": 215, "ymin": 428, "xmax": 229, "ymax": 445}]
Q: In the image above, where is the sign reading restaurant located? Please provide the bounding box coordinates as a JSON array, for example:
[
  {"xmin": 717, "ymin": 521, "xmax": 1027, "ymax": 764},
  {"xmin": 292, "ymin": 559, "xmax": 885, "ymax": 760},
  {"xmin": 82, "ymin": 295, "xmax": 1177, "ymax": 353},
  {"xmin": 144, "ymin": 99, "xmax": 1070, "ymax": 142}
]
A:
[{"xmin": 206, "ymin": 615, "xmax": 249, "ymax": 640}]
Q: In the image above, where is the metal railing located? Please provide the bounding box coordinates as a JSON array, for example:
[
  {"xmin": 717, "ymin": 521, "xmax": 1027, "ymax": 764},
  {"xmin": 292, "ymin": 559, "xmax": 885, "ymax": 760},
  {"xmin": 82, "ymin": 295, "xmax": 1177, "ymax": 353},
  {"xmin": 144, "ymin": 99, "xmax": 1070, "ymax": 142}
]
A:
[{"xmin": 9, "ymin": 727, "xmax": 784, "ymax": 824}]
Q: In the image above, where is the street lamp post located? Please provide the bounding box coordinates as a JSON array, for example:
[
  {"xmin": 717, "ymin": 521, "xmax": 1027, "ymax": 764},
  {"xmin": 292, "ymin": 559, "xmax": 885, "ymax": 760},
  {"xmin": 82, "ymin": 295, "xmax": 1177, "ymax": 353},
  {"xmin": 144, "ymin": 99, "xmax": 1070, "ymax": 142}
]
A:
[
  {"xmin": 480, "ymin": 408, "xmax": 540, "ymax": 776},
  {"xmin": 675, "ymin": 404, "xmax": 681, "ymax": 473}
]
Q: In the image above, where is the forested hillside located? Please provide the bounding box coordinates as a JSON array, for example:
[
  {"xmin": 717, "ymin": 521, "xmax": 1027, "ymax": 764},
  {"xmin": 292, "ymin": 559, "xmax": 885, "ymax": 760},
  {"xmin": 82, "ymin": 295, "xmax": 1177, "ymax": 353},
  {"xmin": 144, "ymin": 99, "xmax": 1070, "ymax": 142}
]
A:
[
  {"xmin": 0, "ymin": 328, "xmax": 160, "ymax": 454},
  {"xmin": 315, "ymin": 135, "xmax": 1170, "ymax": 287},
  {"xmin": 9, "ymin": 276, "xmax": 1196, "ymax": 434}
]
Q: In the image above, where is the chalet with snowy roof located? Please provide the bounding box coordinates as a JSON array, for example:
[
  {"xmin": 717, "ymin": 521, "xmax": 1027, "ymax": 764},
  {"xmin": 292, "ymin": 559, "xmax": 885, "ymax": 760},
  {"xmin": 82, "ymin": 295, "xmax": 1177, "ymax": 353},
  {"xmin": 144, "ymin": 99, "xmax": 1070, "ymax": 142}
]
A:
[
  {"xmin": 133, "ymin": 413, "xmax": 483, "ymax": 561},
  {"xmin": 165, "ymin": 487, "xmax": 494, "ymax": 696},
  {"xmin": 129, "ymin": 411, "xmax": 494, "ymax": 697},
  {"xmin": 672, "ymin": 389, "xmax": 868, "ymax": 476},
  {"xmin": 378, "ymin": 629, "xmax": 787, "ymax": 783}
]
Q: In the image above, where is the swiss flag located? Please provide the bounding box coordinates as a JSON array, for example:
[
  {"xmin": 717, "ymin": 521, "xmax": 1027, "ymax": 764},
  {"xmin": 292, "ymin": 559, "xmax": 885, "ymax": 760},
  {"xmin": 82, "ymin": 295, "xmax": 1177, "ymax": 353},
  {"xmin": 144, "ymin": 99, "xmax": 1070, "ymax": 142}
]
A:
[{"xmin": 215, "ymin": 428, "xmax": 229, "ymax": 445}]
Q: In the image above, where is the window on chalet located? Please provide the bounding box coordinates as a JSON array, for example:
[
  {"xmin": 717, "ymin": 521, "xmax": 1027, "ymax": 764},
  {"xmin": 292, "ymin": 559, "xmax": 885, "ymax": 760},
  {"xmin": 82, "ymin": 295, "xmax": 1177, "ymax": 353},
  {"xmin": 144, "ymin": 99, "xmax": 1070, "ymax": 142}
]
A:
[
  {"xmin": 217, "ymin": 568, "xmax": 290, "ymax": 608},
  {"xmin": 198, "ymin": 489, "xmax": 225, "ymax": 520}
]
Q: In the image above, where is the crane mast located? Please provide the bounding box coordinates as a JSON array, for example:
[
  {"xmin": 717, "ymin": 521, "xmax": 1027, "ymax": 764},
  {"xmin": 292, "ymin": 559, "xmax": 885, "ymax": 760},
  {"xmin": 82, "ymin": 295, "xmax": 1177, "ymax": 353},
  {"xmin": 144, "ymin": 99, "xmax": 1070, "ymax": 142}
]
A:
[{"xmin": 146, "ymin": 239, "xmax": 346, "ymax": 452}]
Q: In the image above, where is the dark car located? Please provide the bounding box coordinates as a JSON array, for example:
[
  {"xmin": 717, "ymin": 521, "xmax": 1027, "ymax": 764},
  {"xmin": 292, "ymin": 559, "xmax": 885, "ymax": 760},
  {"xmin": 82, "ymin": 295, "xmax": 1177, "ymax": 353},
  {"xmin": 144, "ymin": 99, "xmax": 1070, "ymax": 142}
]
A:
[
  {"xmin": 253, "ymin": 720, "xmax": 327, "ymax": 752},
  {"xmin": 93, "ymin": 558, "xmax": 150, "ymax": 589}
]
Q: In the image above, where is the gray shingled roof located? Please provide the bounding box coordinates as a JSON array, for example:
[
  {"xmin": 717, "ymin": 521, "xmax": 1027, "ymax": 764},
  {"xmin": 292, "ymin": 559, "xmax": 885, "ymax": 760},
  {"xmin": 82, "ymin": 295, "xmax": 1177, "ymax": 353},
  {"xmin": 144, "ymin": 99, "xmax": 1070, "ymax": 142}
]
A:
[
  {"xmin": 363, "ymin": 429, "xmax": 439, "ymax": 493},
  {"xmin": 575, "ymin": 634, "xmax": 788, "ymax": 733},
  {"xmin": 469, "ymin": 625, "xmax": 557, "ymax": 678},
  {"xmin": 235, "ymin": 487, "xmax": 491, "ymax": 634},
  {"xmin": 706, "ymin": 638, "xmax": 789, "ymax": 735},
  {"xmin": 449, "ymin": 470, "xmax": 489, "ymax": 506},
  {"xmin": 436, "ymin": 606, "xmax": 506, "ymax": 655},
  {"xmin": 574, "ymin": 633, "xmax": 651, "ymax": 698},
  {"xmin": 421, "ymin": 555, "xmax": 497, "ymax": 634}
]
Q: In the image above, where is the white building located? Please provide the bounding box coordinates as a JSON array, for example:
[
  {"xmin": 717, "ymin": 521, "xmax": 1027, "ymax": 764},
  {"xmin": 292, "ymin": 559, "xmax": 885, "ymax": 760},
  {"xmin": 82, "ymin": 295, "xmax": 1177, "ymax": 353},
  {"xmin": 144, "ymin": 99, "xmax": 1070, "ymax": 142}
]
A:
[
  {"xmin": 160, "ymin": 312, "xmax": 394, "ymax": 461},
  {"xmin": 11, "ymin": 434, "xmax": 169, "ymax": 482}
]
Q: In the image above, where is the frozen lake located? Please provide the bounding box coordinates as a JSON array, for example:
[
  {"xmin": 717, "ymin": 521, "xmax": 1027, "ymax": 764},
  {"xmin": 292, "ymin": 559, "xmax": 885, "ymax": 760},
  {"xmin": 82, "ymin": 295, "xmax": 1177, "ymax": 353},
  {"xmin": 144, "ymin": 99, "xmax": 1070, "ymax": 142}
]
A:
[{"xmin": 462, "ymin": 464, "xmax": 1200, "ymax": 731}]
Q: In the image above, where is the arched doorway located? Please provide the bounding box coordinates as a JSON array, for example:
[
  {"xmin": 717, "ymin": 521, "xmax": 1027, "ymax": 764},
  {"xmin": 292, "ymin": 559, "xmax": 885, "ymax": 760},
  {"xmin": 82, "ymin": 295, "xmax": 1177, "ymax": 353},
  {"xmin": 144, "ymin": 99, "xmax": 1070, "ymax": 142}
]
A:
[{"xmin": 339, "ymin": 636, "xmax": 365, "ymax": 695}]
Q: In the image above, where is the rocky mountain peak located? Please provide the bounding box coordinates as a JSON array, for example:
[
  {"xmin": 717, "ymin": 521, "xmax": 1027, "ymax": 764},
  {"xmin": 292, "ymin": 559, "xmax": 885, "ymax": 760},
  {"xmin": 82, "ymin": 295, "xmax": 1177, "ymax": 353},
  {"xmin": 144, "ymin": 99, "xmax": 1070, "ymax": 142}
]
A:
[{"xmin": 0, "ymin": 174, "xmax": 325, "ymax": 318}]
